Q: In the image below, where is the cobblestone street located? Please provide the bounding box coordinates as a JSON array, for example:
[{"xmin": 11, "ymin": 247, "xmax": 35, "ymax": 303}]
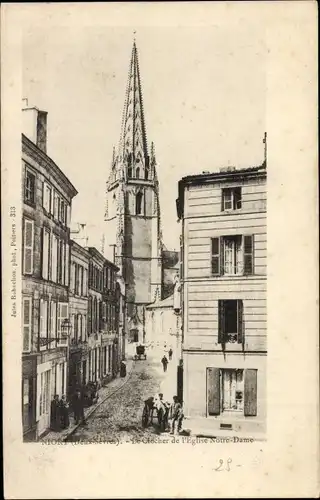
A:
[{"xmin": 67, "ymin": 348, "xmax": 173, "ymax": 443}]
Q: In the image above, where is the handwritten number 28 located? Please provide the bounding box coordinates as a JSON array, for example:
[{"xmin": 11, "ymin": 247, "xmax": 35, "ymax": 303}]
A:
[{"xmin": 215, "ymin": 458, "xmax": 232, "ymax": 471}]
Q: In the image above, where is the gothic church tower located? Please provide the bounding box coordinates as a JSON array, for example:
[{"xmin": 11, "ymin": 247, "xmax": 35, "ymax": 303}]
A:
[{"xmin": 104, "ymin": 41, "xmax": 163, "ymax": 342}]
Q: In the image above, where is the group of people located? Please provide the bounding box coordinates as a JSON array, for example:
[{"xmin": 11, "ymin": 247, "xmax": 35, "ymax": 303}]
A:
[
  {"xmin": 161, "ymin": 347, "xmax": 173, "ymax": 372},
  {"xmin": 50, "ymin": 389, "xmax": 88, "ymax": 432},
  {"xmin": 154, "ymin": 393, "xmax": 184, "ymax": 435}
]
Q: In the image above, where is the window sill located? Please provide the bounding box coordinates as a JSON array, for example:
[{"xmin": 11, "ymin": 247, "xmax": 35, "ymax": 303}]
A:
[
  {"xmin": 210, "ymin": 274, "xmax": 259, "ymax": 280},
  {"xmin": 221, "ymin": 208, "xmax": 242, "ymax": 214},
  {"xmin": 24, "ymin": 199, "xmax": 36, "ymax": 209}
]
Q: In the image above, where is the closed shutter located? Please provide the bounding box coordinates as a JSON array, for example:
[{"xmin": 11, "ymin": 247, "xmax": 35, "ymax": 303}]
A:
[
  {"xmin": 237, "ymin": 300, "xmax": 244, "ymax": 344},
  {"xmin": 66, "ymin": 204, "xmax": 71, "ymax": 227},
  {"xmin": 70, "ymin": 263, "xmax": 75, "ymax": 292},
  {"xmin": 23, "ymin": 219, "xmax": 34, "ymax": 274},
  {"xmin": 51, "ymin": 189, "xmax": 55, "ymax": 214},
  {"xmin": 78, "ymin": 315, "xmax": 82, "ymax": 341},
  {"xmin": 65, "ymin": 243, "xmax": 69, "ymax": 287},
  {"xmin": 39, "ymin": 299, "xmax": 45, "ymax": 336},
  {"xmin": 51, "ymin": 235, "xmax": 56, "ymax": 282},
  {"xmin": 43, "ymin": 182, "xmax": 51, "ymax": 212},
  {"xmin": 211, "ymin": 238, "xmax": 220, "ymax": 275},
  {"xmin": 244, "ymin": 369, "xmax": 258, "ymax": 416},
  {"xmin": 243, "ymin": 235, "xmax": 254, "ymax": 275},
  {"xmin": 88, "ymin": 298, "xmax": 92, "ymax": 334},
  {"xmin": 57, "ymin": 302, "xmax": 69, "ymax": 346},
  {"xmin": 22, "ymin": 297, "xmax": 32, "ymax": 352},
  {"xmin": 50, "ymin": 301, "xmax": 57, "ymax": 339},
  {"xmin": 42, "ymin": 228, "xmax": 50, "ymax": 279},
  {"xmin": 83, "ymin": 269, "xmax": 87, "ymax": 296},
  {"xmin": 218, "ymin": 301, "xmax": 225, "ymax": 344},
  {"xmin": 207, "ymin": 367, "xmax": 220, "ymax": 415}
]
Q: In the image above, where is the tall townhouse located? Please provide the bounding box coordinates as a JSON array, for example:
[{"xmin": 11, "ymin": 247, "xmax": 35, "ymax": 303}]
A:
[
  {"xmin": 87, "ymin": 248, "xmax": 120, "ymax": 385},
  {"xmin": 22, "ymin": 106, "xmax": 77, "ymax": 441},
  {"xmin": 176, "ymin": 162, "xmax": 267, "ymax": 437},
  {"xmin": 68, "ymin": 240, "xmax": 90, "ymax": 394},
  {"xmin": 102, "ymin": 258, "xmax": 121, "ymax": 380}
]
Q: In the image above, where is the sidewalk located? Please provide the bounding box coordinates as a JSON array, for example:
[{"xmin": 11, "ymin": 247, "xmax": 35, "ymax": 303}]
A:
[{"xmin": 40, "ymin": 358, "xmax": 134, "ymax": 442}]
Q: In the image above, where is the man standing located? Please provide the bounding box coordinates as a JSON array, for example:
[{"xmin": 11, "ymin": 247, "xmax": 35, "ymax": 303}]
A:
[
  {"xmin": 169, "ymin": 396, "xmax": 183, "ymax": 435},
  {"xmin": 168, "ymin": 348, "xmax": 173, "ymax": 361},
  {"xmin": 50, "ymin": 394, "xmax": 60, "ymax": 431},
  {"xmin": 72, "ymin": 389, "xmax": 86, "ymax": 426},
  {"xmin": 161, "ymin": 355, "xmax": 168, "ymax": 372}
]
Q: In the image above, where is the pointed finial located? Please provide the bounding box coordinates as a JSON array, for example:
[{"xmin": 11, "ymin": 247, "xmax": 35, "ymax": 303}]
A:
[{"xmin": 133, "ymin": 30, "xmax": 137, "ymax": 45}]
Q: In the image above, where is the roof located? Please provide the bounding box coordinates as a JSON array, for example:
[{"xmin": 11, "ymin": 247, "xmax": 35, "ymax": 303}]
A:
[
  {"xmin": 176, "ymin": 161, "xmax": 266, "ymax": 219},
  {"xmin": 70, "ymin": 240, "xmax": 91, "ymax": 259},
  {"xmin": 146, "ymin": 294, "xmax": 174, "ymax": 310},
  {"xmin": 87, "ymin": 247, "xmax": 119, "ymax": 271},
  {"xmin": 22, "ymin": 133, "xmax": 78, "ymax": 198}
]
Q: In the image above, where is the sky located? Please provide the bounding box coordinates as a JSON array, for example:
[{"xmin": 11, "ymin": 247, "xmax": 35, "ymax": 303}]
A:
[{"xmin": 22, "ymin": 12, "xmax": 266, "ymax": 252}]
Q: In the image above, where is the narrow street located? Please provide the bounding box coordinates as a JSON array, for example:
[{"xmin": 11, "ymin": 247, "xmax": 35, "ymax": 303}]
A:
[{"xmin": 67, "ymin": 348, "xmax": 174, "ymax": 443}]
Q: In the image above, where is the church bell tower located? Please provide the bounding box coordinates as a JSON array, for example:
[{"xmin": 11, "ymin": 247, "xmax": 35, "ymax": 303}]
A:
[{"xmin": 104, "ymin": 40, "xmax": 163, "ymax": 342}]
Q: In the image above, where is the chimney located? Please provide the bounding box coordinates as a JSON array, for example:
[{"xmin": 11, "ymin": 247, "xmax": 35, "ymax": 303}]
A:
[
  {"xmin": 36, "ymin": 110, "xmax": 48, "ymax": 154},
  {"xmin": 22, "ymin": 102, "xmax": 48, "ymax": 154}
]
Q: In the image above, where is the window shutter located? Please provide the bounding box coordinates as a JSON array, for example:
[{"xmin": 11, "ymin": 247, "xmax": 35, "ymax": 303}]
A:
[
  {"xmin": 83, "ymin": 269, "xmax": 87, "ymax": 296},
  {"xmin": 42, "ymin": 228, "xmax": 49, "ymax": 280},
  {"xmin": 51, "ymin": 189, "xmax": 55, "ymax": 214},
  {"xmin": 50, "ymin": 301, "xmax": 57, "ymax": 339},
  {"xmin": 42, "ymin": 182, "xmax": 45, "ymax": 209},
  {"xmin": 39, "ymin": 299, "xmax": 45, "ymax": 336},
  {"xmin": 207, "ymin": 367, "xmax": 220, "ymax": 415},
  {"xmin": 218, "ymin": 300, "xmax": 225, "ymax": 344},
  {"xmin": 23, "ymin": 219, "xmax": 34, "ymax": 274},
  {"xmin": 65, "ymin": 243, "xmax": 69, "ymax": 287},
  {"xmin": 57, "ymin": 302, "xmax": 69, "ymax": 346},
  {"xmin": 237, "ymin": 300, "xmax": 244, "ymax": 344},
  {"xmin": 23, "ymin": 297, "xmax": 32, "ymax": 352},
  {"xmin": 243, "ymin": 235, "xmax": 254, "ymax": 275},
  {"xmin": 88, "ymin": 298, "xmax": 92, "ymax": 334},
  {"xmin": 211, "ymin": 238, "xmax": 220, "ymax": 275},
  {"xmin": 244, "ymin": 369, "xmax": 258, "ymax": 416}
]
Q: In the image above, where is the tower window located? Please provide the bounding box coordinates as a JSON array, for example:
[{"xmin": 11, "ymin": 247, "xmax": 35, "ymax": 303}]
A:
[
  {"xmin": 127, "ymin": 153, "xmax": 132, "ymax": 178},
  {"xmin": 145, "ymin": 167, "xmax": 149, "ymax": 180},
  {"xmin": 136, "ymin": 192, "xmax": 143, "ymax": 215},
  {"xmin": 136, "ymin": 167, "xmax": 140, "ymax": 179}
]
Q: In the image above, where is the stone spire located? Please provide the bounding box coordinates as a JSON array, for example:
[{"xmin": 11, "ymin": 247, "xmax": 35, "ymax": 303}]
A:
[{"xmin": 118, "ymin": 40, "xmax": 149, "ymax": 169}]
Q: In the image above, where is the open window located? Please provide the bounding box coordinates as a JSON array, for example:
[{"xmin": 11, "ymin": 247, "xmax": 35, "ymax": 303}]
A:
[
  {"xmin": 218, "ymin": 299, "xmax": 243, "ymax": 344},
  {"xmin": 211, "ymin": 235, "xmax": 254, "ymax": 276},
  {"xmin": 222, "ymin": 187, "xmax": 242, "ymax": 211},
  {"xmin": 207, "ymin": 368, "xmax": 257, "ymax": 417}
]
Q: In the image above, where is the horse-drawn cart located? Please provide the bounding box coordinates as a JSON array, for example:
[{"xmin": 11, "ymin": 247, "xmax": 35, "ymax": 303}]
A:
[{"xmin": 134, "ymin": 344, "xmax": 147, "ymax": 361}]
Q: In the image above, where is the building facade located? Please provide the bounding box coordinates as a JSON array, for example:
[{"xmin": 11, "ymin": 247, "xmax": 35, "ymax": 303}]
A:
[
  {"xmin": 87, "ymin": 248, "xmax": 120, "ymax": 385},
  {"xmin": 176, "ymin": 163, "xmax": 267, "ymax": 436},
  {"xmin": 68, "ymin": 240, "xmax": 90, "ymax": 394},
  {"xmin": 22, "ymin": 106, "xmax": 77, "ymax": 440}
]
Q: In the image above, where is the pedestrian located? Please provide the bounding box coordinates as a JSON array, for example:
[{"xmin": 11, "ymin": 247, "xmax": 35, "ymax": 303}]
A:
[
  {"xmin": 72, "ymin": 388, "xmax": 87, "ymax": 425},
  {"xmin": 169, "ymin": 396, "xmax": 184, "ymax": 435},
  {"xmin": 155, "ymin": 393, "xmax": 170, "ymax": 432},
  {"xmin": 168, "ymin": 348, "xmax": 173, "ymax": 361},
  {"xmin": 50, "ymin": 394, "xmax": 60, "ymax": 431},
  {"xmin": 59, "ymin": 395, "xmax": 70, "ymax": 429},
  {"xmin": 161, "ymin": 355, "xmax": 168, "ymax": 372}
]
